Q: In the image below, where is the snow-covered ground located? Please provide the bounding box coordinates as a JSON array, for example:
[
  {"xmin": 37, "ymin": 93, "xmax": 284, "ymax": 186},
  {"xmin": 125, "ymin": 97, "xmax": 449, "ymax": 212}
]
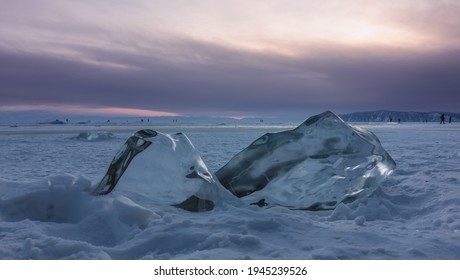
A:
[{"xmin": 0, "ymin": 122, "xmax": 459, "ymax": 259}]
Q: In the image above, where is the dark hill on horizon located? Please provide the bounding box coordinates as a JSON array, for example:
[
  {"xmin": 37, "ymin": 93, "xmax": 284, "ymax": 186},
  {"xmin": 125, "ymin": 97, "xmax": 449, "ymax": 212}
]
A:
[{"xmin": 339, "ymin": 110, "xmax": 460, "ymax": 123}]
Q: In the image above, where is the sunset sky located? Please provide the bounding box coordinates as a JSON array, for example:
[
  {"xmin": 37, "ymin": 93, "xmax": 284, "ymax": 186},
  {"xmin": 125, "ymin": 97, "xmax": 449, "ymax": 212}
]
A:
[{"xmin": 1, "ymin": 0, "xmax": 459, "ymax": 118}]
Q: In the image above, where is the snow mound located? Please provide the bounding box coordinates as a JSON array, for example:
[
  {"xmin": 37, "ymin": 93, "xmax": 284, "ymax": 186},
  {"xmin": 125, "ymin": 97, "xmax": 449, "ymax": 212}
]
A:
[
  {"xmin": 93, "ymin": 129, "xmax": 236, "ymax": 212},
  {"xmin": 216, "ymin": 111, "xmax": 396, "ymax": 210},
  {"xmin": 0, "ymin": 175, "xmax": 94, "ymax": 223},
  {"xmin": 0, "ymin": 175, "xmax": 158, "ymax": 227}
]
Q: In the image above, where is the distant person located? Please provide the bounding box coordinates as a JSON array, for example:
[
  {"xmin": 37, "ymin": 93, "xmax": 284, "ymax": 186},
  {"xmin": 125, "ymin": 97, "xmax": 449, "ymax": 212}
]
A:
[
  {"xmin": 440, "ymin": 114, "xmax": 445, "ymax": 124},
  {"xmin": 398, "ymin": 118, "xmax": 401, "ymax": 124},
  {"xmin": 449, "ymin": 116, "xmax": 452, "ymax": 123}
]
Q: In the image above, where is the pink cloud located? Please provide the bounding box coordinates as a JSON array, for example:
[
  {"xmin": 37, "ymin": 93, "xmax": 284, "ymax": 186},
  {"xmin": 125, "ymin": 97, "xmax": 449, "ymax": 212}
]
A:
[{"xmin": 0, "ymin": 104, "xmax": 178, "ymax": 117}]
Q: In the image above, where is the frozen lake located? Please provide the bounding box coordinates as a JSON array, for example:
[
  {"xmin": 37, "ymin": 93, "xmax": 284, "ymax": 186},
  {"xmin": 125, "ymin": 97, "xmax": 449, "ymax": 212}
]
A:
[
  {"xmin": 0, "ymin": 123, "xmax": 294, "ymax": 182},
  {"xmin": 1, "ymin": 122, "xmax": 459, "ymax": 259}
]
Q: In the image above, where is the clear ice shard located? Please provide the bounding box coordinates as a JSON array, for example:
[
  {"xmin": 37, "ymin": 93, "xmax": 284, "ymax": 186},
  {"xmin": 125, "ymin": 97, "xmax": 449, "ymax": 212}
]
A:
[
  {"xmin": 92, "ymin": 129, "xmax": 230, "ymax": 212},
  {"xmin": 216, "ymin": 111, "xmax": 396, "ymax": 210}
]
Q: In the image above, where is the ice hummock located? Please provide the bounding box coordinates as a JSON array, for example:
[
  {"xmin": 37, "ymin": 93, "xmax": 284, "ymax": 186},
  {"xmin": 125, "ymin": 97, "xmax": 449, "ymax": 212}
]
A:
[
  {"xmin": 75, "ymin": 132, "xmax": 115, "ymax": 141},
  {"xmin": 94, "ymin": 111, "xmax": 395, "ymax": 211},
  {"xmin": 92, "ymin": 129, "xmax": 233, "ymax": 212},
  {"xmin": 216, "ymin": 111, "xmax": 396, "ymax": 210}
]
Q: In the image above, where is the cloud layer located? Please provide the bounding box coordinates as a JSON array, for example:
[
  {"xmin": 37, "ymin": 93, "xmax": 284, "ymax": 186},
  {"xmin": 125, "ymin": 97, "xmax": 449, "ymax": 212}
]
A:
[{"xmin": 1, "ymin": 0, "xmax": 460, "ymax": 117}]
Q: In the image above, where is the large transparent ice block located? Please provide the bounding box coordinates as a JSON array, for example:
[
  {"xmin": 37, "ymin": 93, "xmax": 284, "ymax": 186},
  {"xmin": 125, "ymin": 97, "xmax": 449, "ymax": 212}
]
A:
[
  {"xmin": 93, "ymin": 129, "xmax": 227, "ymax": 212},
  {"xmin": 216, "ymin": 111, "xmax": 396, "ymax": 210}
]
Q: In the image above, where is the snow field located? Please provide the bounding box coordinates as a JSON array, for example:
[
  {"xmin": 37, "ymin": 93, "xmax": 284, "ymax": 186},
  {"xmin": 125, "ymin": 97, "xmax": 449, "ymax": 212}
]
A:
[{"xmin": 0, "ymin": 123, "xmax": 459, "ymax": 259}]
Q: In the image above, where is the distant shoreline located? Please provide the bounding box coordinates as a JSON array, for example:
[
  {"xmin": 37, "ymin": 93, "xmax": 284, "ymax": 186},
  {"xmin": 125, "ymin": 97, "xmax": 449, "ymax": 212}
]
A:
[{"xmin": 1, "ymin": 110, "xmax": 458, "ymax": 126}]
